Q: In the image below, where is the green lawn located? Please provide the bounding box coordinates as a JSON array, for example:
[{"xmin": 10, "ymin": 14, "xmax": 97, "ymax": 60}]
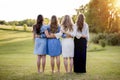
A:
[{"xmin": 0, "ymin": 27, "xmax": 120, "ymax": 80}]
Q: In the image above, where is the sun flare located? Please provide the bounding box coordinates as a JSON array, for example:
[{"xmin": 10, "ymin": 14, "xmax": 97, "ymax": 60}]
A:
[{"xmin": 114, "ymin": 0, "xmax": 120, "ymax": 9}]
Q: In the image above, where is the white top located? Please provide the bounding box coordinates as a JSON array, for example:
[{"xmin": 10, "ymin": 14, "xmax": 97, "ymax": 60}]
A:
[{"xmin": 74, "ymin": 22, "xmax": 89, "ymax": 41}]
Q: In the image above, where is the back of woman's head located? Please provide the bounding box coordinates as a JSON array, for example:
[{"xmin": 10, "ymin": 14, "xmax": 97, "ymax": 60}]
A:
[
  {"xmin": 35, "ymin": 14, "xmax": 43, "ymax": 34},
  {"xmin": 77, "ymin": 14, "xmax": 84, "ymax": 32},
  {"xmin": 50, "ymin": 15, "xmax": 58, "ymax": 33},
  {"xmin": 37, "ymin": 15, "xmax": 43, "ymax": 25},
  {"xmin": 61, "ymin": 15, "xmax": 73, "ymax": 31}
]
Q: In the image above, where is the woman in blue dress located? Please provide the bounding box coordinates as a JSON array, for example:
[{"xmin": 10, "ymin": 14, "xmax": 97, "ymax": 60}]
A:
[
  {"xmin": 45, "ymin": 15, "xmax": 62, "ymax": 73},
  {"xmin": 33, "ymin": 14, "xmax": 47, "ymax": 73}
]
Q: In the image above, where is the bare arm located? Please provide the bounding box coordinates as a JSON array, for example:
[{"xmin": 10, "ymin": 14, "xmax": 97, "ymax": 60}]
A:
[
  {"xmin": 33, "ymin": 33, "xmax": 35, "ymax": 42},
  {"xmin": 49, "ymin": 33, "xmax": 56, "ymax": 38},
  {"xmin": 45, "ymin": 30, "xmax": 50, "ymax": 38},
  {"xmin": 61, "ymin": 30, "xmax": 73, "ymax": 38},
  {"xmin": 65, "ymin": 32, "xmax": 73, "ymax": 38},
  {"xmin": 32, "ymin": 26, "xmax": 35, "ymax": 42},
  {"xmin": 81, "ymin": 35, "xmax": 87, "ymax": 38},
  {"xmin": 45, "ymin": 30, "xmax": 56, "ymax": 38}
]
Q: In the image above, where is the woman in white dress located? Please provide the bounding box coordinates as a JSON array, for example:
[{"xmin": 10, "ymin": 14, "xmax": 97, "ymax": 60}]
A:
[{"xmin": 55, "ymin": 15, "xmax": 75, "ymax": 73}]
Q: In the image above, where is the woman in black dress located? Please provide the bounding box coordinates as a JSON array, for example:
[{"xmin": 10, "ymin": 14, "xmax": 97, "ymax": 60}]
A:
[{"xmin": 74, "ymin": 14, "xmax": 89, "ymax": 73}]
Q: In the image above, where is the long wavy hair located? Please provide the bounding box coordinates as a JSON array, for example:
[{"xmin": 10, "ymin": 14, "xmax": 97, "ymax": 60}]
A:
[
  {"xmin": 77, "ymin": 14, "xmax": 84, "ymax": 32},
  {"xmin": 50, "ymin": 15, "xmax": 58, "ymax": 33},
  {"xmin": 34, "ymin": 15, "xmax": 43, "ymax": 34},
  {"xmin": 61, "ymin": 15, "xmax": 73, "ymax": 31}
]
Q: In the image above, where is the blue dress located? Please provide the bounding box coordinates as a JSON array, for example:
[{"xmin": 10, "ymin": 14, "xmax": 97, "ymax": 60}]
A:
[
  {"xmin": 34, "ymin": 25, "xmax": 47, "ymax": 55},
  {"xmin": 47, "ymin": 26, "xmax": 62, "ymax": 56}
]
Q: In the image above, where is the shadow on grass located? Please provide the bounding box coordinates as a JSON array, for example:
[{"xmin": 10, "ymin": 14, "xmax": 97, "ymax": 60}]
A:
[
  {"xmin": 0, "ymin": 38, "xmax": 33, "ymax": 54},
  {"xmin": 87, "ymin": 48, "xmax": 106, "ymax": 52},
  {"xmin": 0, "ymin": 36, "xmax": 31, "ymax": 42},
  {"xmin": 17, "ymin": 72, "xmax": 86, "ymax": 80},
  {"xmin": 0, "ymin": 28, "xmax": 32, "ymax": 33}
]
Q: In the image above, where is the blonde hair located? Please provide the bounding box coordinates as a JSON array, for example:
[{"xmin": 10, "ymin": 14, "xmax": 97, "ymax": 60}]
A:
[{"xmin": 61, "ymin": 15, "xmax": 73, "ymax": 31}]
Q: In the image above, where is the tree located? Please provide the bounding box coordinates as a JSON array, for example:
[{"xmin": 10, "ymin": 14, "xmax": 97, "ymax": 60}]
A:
[
  {"xmin": 22, "ymin": 19, "xmax": 35, "ymax": 27},
  {"xmin": 72, "ymin": 15, "xmax": 77, "ymax": 23},
  {"xmin": 23, "ymin": 24, "xmax": 28, "ymax": 31},
  {"xmin": 58, "ymin": 16, "xmax": 64, "ymax": 24},
  {"xmin": 75, "ymin": 5, "xmax": 88, "ymax": 17},
  {"xmin": 8, "ymin": 21, "xmax": 19, "ymax": 26},
  {"xmin": 86, "ymin": 0, "xmax": 120, "ymax": 33},
  {"xmin": 44, "ymin": 18, "xmax": 49, "ymax": 25},
  {"xmin": 86, "ymin": 0, "xmax": 110, "ymax": 33},
  {"xmin": 106, "ymin": 0, "xmax": 120, "ymax": 33},
  {"xmin": 11, "ymin": 24, "xmax": 16, "ymax": 30},
  {"xmin": 0, "ymin": 20, "xmax": 6, "ymax": 25}
]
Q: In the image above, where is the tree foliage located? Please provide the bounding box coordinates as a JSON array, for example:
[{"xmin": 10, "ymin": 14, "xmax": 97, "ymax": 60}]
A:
[
  {"xmin": 72, "ymin": 15, "xmax": 77, "ymax": 23},
  {"xmin": 44, "ymin": 18, "xmax": 49, "ymax": 25},
  {"xmin": 23, "ymin": 24, "xmax": 28, "ymax": 31},
  {"xmin": 73, "ymin": 0, "xmax": 120, "ymax": 33},
  {"xmin": 86, "ymin": 0, "xmax": 120, "ymax": 33},
  {"xmin": 3, "ymin": 19, "xmax": 36, "ymax": 27},
  {"xmin": 0, "ymin": 20, "xmax": 6, "ymax": 25}
]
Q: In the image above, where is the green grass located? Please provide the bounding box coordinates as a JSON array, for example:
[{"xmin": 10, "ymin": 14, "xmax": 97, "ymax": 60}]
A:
[{"xmin": 0, "ymin": 26, "xmax": 120, "ymax": 80}]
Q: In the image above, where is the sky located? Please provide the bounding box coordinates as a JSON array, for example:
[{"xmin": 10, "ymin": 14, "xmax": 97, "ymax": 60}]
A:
[{"xmin": 0, "ymin": 0, "xmax": 90, "ymax": 21}]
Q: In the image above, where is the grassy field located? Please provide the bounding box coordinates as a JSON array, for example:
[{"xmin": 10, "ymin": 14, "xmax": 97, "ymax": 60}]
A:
[{"xmin": 0, "ymin": 26, "xmax": 120, "ymax": 80}]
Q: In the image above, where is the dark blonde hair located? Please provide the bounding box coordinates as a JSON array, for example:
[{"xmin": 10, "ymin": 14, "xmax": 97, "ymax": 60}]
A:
[
  {"xmin": 77, "ymin": 14, "xmax": 85, "ymax": 32},
  {"xmin": 50, "ymin": 15, "xmax": 58, "ymax": 33},
  {"xmin": 61, "ymin": 15, "xmax": 73, "ymax": 31}
]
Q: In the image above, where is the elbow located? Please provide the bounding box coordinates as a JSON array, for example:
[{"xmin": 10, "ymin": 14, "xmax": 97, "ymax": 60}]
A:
[{"xmin": 46, "ymin": 35, "xmax": 50, "ymax": 38}]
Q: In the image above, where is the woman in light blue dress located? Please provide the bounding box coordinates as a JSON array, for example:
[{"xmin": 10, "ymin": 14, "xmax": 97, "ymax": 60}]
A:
[
  {"xmin": 33, "ymin": 14, "xmax": 47, "ymax": 73},
  {"xmin": 45, "ymin": 15, "xmax": 62, "ymax": 73}
]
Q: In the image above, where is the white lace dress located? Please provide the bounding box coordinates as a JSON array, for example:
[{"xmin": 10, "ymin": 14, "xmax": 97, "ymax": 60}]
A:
[{"xmin": 55, "ymin": 26, "xmax": 76, "ymax": 58}]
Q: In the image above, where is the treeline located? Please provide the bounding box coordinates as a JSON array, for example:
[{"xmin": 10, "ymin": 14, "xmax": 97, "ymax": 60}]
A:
[
  {"xmin": 0, "ymin": 19, "xmax": 35, "ymax": 27},
  {"xmin": 0, "ymin": 18, "xmax": 50, "ymax": 27}
]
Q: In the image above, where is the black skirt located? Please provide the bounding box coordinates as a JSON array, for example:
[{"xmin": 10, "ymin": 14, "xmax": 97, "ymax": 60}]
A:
[{"xmin": 74, "ymin": 37, "xmax": 87, "ymax": 73}]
